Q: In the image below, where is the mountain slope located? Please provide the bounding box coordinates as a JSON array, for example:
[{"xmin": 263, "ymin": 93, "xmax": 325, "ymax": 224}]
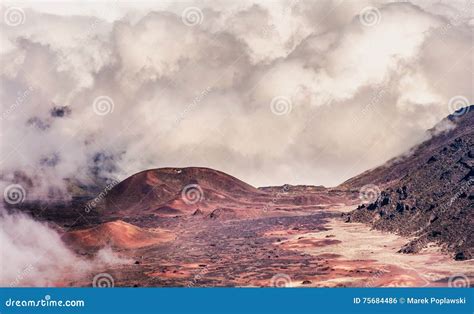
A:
[
  {"xmin": 345, "ymin": 106, "xmax": 474, "ymax": 260},
  {"xmin": 340, "ymin": 106, "xmax": 473, "ymax": 189},
  {"xmin": 100, "ymin": 167, "xmax": 350, "ymax": 220},
  {"xmin": 103, "ymin": 167, "xmax": 267, "ymax": 214}
]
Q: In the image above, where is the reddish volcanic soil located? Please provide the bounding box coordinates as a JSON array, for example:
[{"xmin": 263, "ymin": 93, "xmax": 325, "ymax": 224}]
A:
[
  {"xmin": 62, "ymin": 175, "xmax": 472, "ymax": 287},
  {"xmin": 64, "ymin": 220, "xmax": 175, "ymax": 250},
  {"xmin": 9, "ymin": 109, "xmax": 473, "ymax": 287}
]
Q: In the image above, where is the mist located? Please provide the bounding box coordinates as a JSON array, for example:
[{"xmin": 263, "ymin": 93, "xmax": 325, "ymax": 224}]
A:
[
  {"xmin": 0, "ymin": 0, "xmax": 472, "ymax": 200},
  {"xmin": 0, "ymin": 207, "xmax": 128, "ymax": 287}
]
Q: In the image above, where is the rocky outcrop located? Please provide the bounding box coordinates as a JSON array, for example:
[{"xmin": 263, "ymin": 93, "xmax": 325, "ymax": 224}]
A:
[{"xmin": 346, "ymin": 107, "xmax": 474, "ymax": 260}]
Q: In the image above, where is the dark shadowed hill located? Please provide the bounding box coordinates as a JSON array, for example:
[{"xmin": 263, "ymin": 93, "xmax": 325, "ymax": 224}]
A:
[
  {"xmin": 104, "ymin": 167, "xmax": 265, "ymax": 213},
  {"xmin": 102, "ymin": 167, "xmax": 351, "ymax": 219},
  {"xmin": 345, "ymin": 106, "xmax": 474, "ymax": 260},
  {"xmin": 340, "ymin": 106, "xmax": 474, "ymax": 189}
]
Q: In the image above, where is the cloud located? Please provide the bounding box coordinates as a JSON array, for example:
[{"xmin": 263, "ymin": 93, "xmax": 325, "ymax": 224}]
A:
[
  {"xmin": 0, "ymin": 0, "xmax": 472, "ymax": 194},
  {"xmin": 0, "ymin": 208, "xmax": 128, "ymax": 287}
]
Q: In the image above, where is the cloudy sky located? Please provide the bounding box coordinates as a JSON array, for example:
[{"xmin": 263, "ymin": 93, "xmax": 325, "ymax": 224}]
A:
[{"xmin": 0, "ymin": 0, "xmax": 473, "ymax": 196}]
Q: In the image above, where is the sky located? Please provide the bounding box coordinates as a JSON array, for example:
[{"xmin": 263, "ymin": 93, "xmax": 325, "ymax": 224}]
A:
[{"xmin": 0, "ymin": 0, "xmax": 473, "ymax": 198}]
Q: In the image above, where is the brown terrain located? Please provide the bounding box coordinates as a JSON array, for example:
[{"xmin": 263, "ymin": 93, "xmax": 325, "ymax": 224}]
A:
[{"xmin": 6, "ymin": 107, "xmax": 474, "ymax": 287}]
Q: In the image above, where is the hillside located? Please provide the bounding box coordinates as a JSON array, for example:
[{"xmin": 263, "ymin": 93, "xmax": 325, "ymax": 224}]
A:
[{"xmin": 345, "ymin": 106, "xmax": 474, "ymax": 260}]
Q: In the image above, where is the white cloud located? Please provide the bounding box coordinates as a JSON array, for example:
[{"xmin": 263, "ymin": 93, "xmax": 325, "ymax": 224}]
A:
[
  {"xmin": 0, "ymin": 208, "xmax": 127, "ymax": 286},
  {"xmin": 0, "ymin": 0, "xmax": 472, "ymax": 191}
]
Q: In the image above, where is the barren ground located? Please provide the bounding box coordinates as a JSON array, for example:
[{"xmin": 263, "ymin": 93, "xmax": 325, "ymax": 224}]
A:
[{"xmin": 67, "ymin": 204, "xmax": 473, "ymax": 287}]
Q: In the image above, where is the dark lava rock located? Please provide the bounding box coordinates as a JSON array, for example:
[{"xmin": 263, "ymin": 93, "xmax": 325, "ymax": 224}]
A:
[
  {"xmin": 381, "ymin": 196, "xmax": 390, "ymax": 206},
  {"xmin": 454, "ymin": 252, "xmax": 468, "ymax": 261},
  {"xmin": 209, "ymin": 208, "xmax": 237, "ymax": 220},
  {"xmin": 346, "ymin": 107, "xmax": 474, "ymax": 260},
  {"xmin": 427, "ymin": 156, "xmax": 437, "ymax": 164},
  {"xmin": 367, "ymin": 203, "xmax": 378, "ymax": 211},
  {"xmin": 192, "ymin": 208, "xmax": 204, "ymax": 216}
]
